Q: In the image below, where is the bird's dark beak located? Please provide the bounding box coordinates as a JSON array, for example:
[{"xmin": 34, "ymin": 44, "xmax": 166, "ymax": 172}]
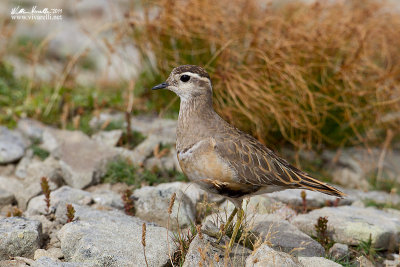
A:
[{"xmin": 152, "ymin": 82, "xmax": 169, "ymax": 90}]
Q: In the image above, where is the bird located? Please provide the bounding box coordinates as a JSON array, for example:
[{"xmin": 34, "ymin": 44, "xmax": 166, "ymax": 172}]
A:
[{"xmin": 152, "ymin": 65, "xmax": 345, "ymax": 250}]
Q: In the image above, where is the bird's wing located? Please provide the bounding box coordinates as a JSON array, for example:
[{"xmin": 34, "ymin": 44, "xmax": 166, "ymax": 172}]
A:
[{"xmin": 213, "ymin": 131, "xmax": 345, "ymax": 197}]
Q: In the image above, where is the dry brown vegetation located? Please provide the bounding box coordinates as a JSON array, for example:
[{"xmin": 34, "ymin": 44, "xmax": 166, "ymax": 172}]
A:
[{"xmin": 128, "ymin": 0, "xmax": 400, "ymax": 149}]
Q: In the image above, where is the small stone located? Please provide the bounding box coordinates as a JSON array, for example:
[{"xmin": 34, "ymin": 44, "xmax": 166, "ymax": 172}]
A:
[
  {"xmin": 0, "ymin": 126, "xmax": 29, "ymax": 164},
  {"xmin": 298, "ymin": 256, "xmax": 342, "ymax": 267},
  {"xmin": 133, "ymin": 183, "xmax": 195, "ymax": 229},
  {"xmin": 33, "ymin": 248, "xmax": 63, "ymax": 261},
  {"xmin": 356, "ymin": 255, "xmax": 375, "ymax": 267},
  {"xmin": 91, "ymin": 189, "xmax": 124, "ymax": 210},
  {"xmin": 0, "ymin": 217, "xmax": 42, "ymax": 260},
  {"xmin": 328, "ymin": 243, "xmax": 348, "ymax": 260},
  {"xmin": 245, "ymin": 244, "xmax": 300, "ymax": 267}
]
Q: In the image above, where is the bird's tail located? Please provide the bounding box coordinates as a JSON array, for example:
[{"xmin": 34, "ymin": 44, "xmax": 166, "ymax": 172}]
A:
[{"xmin": 298, "ymin": 174, "xmax": 346, "ymax": 198}]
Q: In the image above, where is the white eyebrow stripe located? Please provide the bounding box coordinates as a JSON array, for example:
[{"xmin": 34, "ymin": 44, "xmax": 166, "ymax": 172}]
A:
[{"xmin": 181, "ymin": 72, "xmax": 211, "ymax": 83}]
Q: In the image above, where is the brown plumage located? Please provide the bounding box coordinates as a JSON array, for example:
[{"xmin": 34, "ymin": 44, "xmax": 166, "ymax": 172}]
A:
[{"xmin": 152, "ymin": 64, "xmax": 345, "ymax": 249}]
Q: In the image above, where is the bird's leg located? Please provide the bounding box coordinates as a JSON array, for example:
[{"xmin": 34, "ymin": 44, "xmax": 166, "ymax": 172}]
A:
[
  {"xmin": 228, "ymin": 207, "xmax": 244, "ymax": 250},
  {"xmin": 216, "ymin": 207, "xmax": 237, "ymax": 243}
]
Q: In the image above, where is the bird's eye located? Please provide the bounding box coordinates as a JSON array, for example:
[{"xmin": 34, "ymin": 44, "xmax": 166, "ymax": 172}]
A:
[{"xmin": 180, "ymin": 75, "xmax": 190, "ymax": 82}]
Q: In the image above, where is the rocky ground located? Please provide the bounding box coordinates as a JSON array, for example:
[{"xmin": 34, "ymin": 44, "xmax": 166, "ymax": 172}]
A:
[{"xmin": 1, "ymin": 114, "xmax": 400, "ymax": 267}]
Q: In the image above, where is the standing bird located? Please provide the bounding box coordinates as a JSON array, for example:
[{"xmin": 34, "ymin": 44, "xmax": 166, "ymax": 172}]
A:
[{"xmin": 152, "ymin": 65, "xmax": 345, "ymax": 249}]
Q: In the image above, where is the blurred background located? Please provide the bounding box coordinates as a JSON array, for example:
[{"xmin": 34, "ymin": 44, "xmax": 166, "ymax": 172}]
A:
[{"xmin": 1, "ymin": 0, "xmax": 400, "ymax": 193}]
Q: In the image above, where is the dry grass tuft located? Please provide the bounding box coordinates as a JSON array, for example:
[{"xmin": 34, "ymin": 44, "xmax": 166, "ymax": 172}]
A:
[{"xmin": 129, "ymin": 0, "xmax": 400, "ymax": 149}]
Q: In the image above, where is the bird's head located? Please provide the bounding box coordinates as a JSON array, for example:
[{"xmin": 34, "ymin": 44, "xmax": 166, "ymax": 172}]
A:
[{"xmin": 152, "ymin": 65, "xmax": 212, "ymax": 101}]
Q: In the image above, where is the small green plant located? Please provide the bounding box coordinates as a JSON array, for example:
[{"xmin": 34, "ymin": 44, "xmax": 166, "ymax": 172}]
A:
[
  {"xmin": 102, "ymin": 158, "xmax": 188, "ymax": 188},
  {"xmin": 40, "ymin": 177, "xmax": 51, "ymax": 214},
  {"xmin": 356, "ymin": 234, "xmax": 383, "ymax": 263},
  {"xmin": 172, "ymin": 223, "xmax": 198, "ymax": 266},
  {"xmin": 102, "ymin": 159, "xmax": 137, "ymax": 185},
  {"xmin": 31, "ymin": 145, "xmax": 50, "ymax": 160},
  {"xmin": 121, "ymin": 189, "xmax": 135, "ymax": 216},
  {"xmin": 314, "ymin": 216, "xmax": 332, "ymax": 250},
  {"xmin": 66, "ymin": 204, "xmax": 75, "ymax": 223}
]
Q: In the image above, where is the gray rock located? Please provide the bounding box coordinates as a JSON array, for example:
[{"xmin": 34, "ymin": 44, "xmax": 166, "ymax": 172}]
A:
[
  {"xmin": 57, "ymin": 205, "xmax": 176, "ymax": 267},
  {"xmin": 31, "ymin": 257, "xmax": 84, "ymax": 267},
  {"xmin": 27, "ymin": 186, "xmax": 92, "ymax": 216},
  {"xmin": 0, "ymin": 217, "xmax": 42, "ymax": 260},
  {"xmin": 251, "ymin": 215, "xmax": 325, "ymax": 257},
  {"xmin": 354, "ymin": 190, "xmax": 400, "ymax": 206},
  {"xmin": 183, "ymin": 221, "xmax": 251, "ymax": 267},
  {"xmin": 149, "ymin": 182, "xmax": 207, "ymax": 207},
  {"xmin": 28, "ymin": 215, "xmax": 56, "ymax": 237},
  {"xmin": 247, "ymin": 195, "xmax": 297, "ymax": 220},
  {"xmin": 50, "ymin": 129, "xmax": 118, "ymax": 188},
  {"xmin": 292, "ymin": 206, "xmax": 400, "ymax": 250},
  {"xmin": 133, "ymin": 183, "xmax": 195, "ymax": 229},
  {"xmin": 266, "ymin": 188, "xmax": 353, "ymax": 208},
  {"xmin": 245, "ymin": 244, "xmax": 300, "ymax": 267},
  {"xmin": 0, "ymin": 258, "xmax": 29, "ymax": 267},
  {"xmin": 15, "ymin": 150, "xmax": 34, "ymax": 179},
  {"xmin": 328, "ymin": 243, "xmax": 348, "ymax": 260},
  {"xmin": 356, "ymin": 255, "xmax": 374, "ymax": 267},
  {"xmin": 144, "ymin": 150, "xmax": 181, "ymax": 172},
  {"xmin": 91, "ymin": 189, "xmax": 124, "ymax": 210},
  {"xmin": 130, "ymin": 116, "xmax": 177, "ymax": 143},
  {"xmin": 34, "ymin": 248, "xmax": 63, "ymax": 261},
  {"xmin": 298, "ymin": 257, "xmax": 342, "ymax": 267},
  {"xmin": 15, "ymin": 157, "xmax": 63, "ymax": 209},
  {"xmin": 0, "ymin": 164, "xmax": 15, "ymax": 177},
  {"xmin": 91, "ymin": 130, "xmax": 123, "ymax": 147},
  {"xmin": 322, "ymin": 148, "xmax": 400, "ymax": 191},
  {"xmin": 0, "ymin": 126, "xmax": 29, "ymax": 164},
  {"xmin": 0, "ymin": 188, "xmax": 15, "ymax": 207},
  {"xmin": 17, "ymin": 119, "xmax": 46, "ymax": 141},
  {"xmin": 121, "ymin": 135, "xmax": 168, "ymax": 165},
  {"xmin": 0, "ymin": 176, "xmax": 25, "ymax": 209}
]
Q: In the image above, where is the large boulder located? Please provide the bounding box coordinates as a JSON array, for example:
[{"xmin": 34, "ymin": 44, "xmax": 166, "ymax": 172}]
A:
[
  {"xmin": 46, "ymin": 129, "xmax": 118, "ymax": 189},
  {"xmin": 57, "ymin": 205, "xmax": 175, "ymax": 267},
  {"xmin": 292, "ymin": 206, "xmax": 400, "ymax": 250},
  {"xmin": 133, "ymin": 183, "xmax": 196, "ymax": 229},
  {"xmin": 251, "ymin": 215, "xmax": 325, "ymax": 257}
]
